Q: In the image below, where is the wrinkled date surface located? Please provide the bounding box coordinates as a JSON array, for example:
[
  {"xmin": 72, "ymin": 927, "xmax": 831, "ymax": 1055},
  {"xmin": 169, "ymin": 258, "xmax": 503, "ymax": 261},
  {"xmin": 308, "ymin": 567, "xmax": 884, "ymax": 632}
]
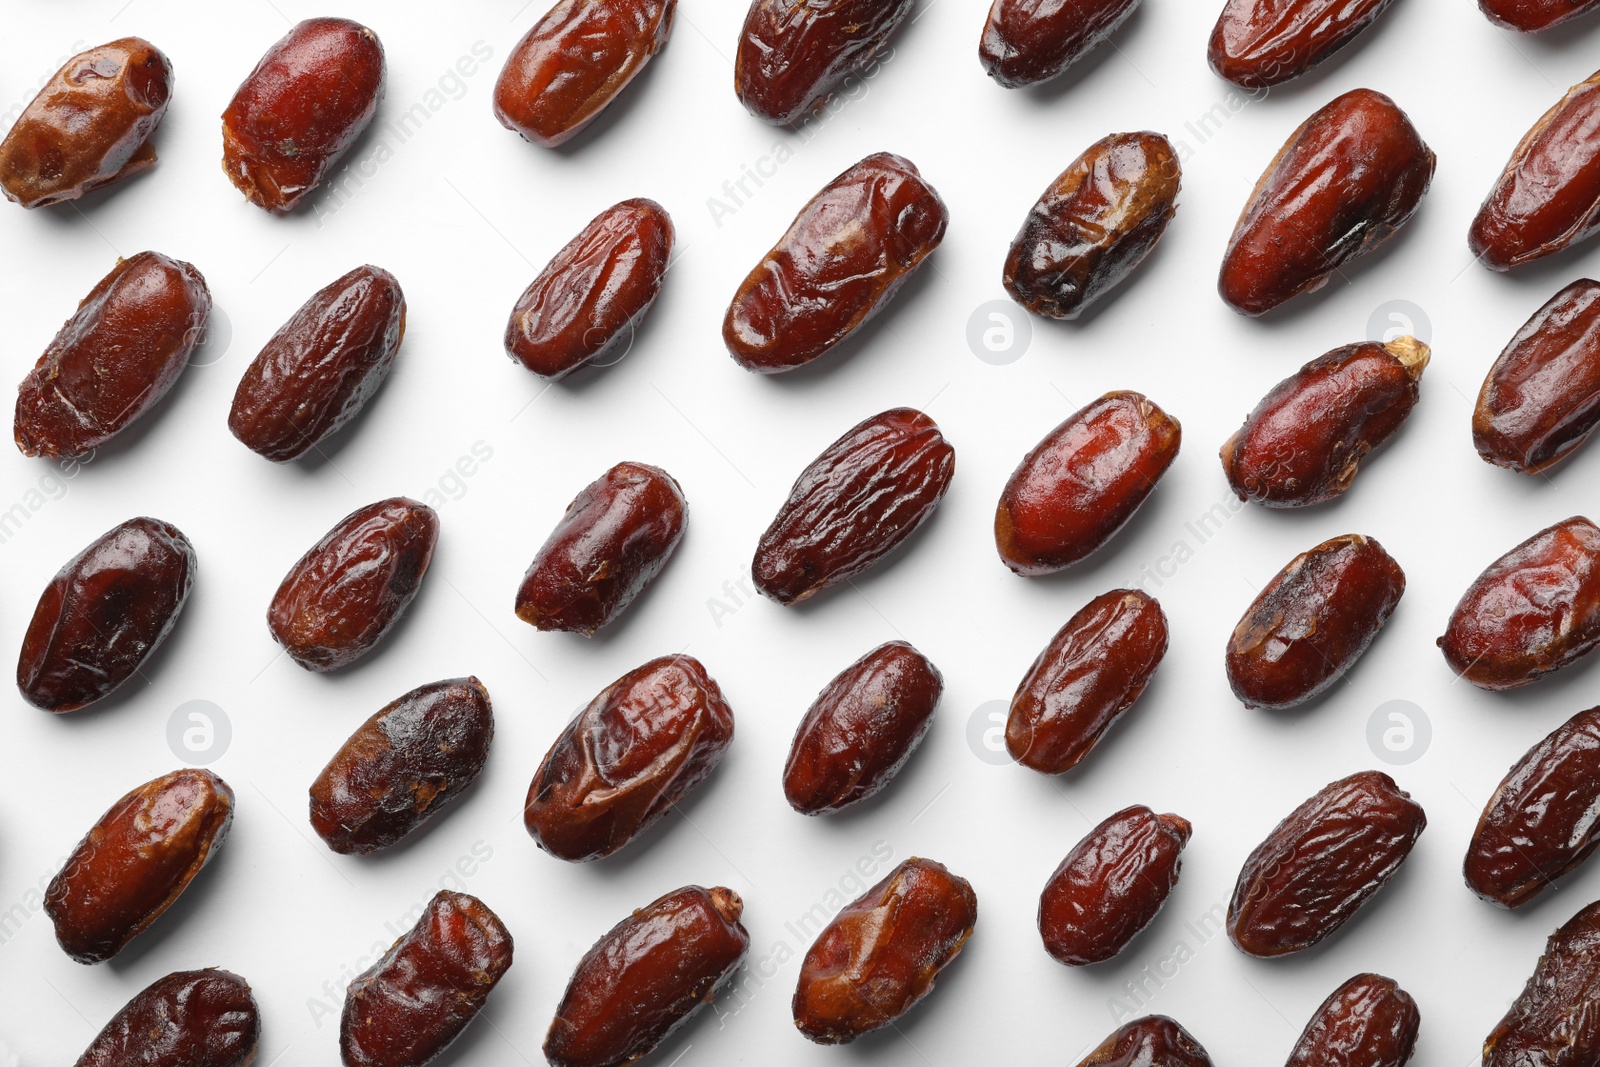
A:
[
  {"xmin": 1220, "ymin": 88, "xmax": 1433, "ymax": 316},
  {"xmin": 16, "ymin": 250, "xmax": 210, "ymax": 458},
  {"xmin": 1222, "ymin": 337, "xmax": 1428, "ymax": 507},
  {"xmin": 311, "ymin": 677, "xmax": 494, "ymax": 855},
  {"xmin": 979, "ymin": 0, "xmax": 1141, "ymax": 88},
  {"xmin": 545, "ymin": 886, "xmax": 749, "ymax": 1067},
  {"xmin": 1226, "ymin": 534, "xmax": 1405, "ymax": 710},
  {"xmin": 1077, "ymin": 1016, "xmax": 1214, "ymax": 1067},
  {"xmin": 794, "ymin": 857, "xmax": 977, "ymax": 1043},
  {"xmin": 75, "ymin": 969, "xmax": 259, "ymax": 1067},
  {"xmin": 1002, "ymin": 131, "xmax": 1180, "ymax": 320},
  {"xmin": 1039, "ymin": 805, "xmax": 1190, "ymax": 966},
  {"xmin": 1485, "ymin": 899, "xmax": 1600, "ymax": 1065},
  {"xmin": 995, "ymin": 391, "xmax": 1181, "ymax": 576},
  {"xmin": 1481, "ymin": 0, "xmax": 1600, "ymax": 30},
  {"xmin": 342, "ymin": 892, "xmax": 512, "ymax": 1067},
  {"xmin": 1439, "ymin": 516, "xmax": 1600, "ymax": 690},
  {"xmin": 0, "ymin": 38, "xmax": 172, "ymax": 209},
  {"xmin": 1286, "ymin": 973, "xmax": 1419, "ymax": 1067},
  {"xmin": 735, "ymin": 0, "xmax": 911, "ymax": 124},
  {"xmin": 783, "ymin": 641, "xmax": 943, "ymax": 815},
  {"xmin": 1007, "ymin": 590, "xmax": 1168, "ymax": 774},
  {"xmin": 269, "ymin": 497, "xmax": 438, "ymax": 672},
  {"xmin": 46, "ymin": 769, "xmax": 233, "ymax": 964},
  {"xmin": 724, "ymin": 152, "xmax": 947, "ymax": 372},
  {"xmin": 504, "ymin": 198, "xmax": 673, "ymax": 380},
  {"xmin": 1228, "ymin": 770, "xmax": 1425, "ymax": 958},
  {"xmin": 222, "ymin": 18, "xmax": 384, "ymax": 213},
  {"xmin": 1208, "ymin": 0, "xmax": 1397, "ymax": 88},
  {"xmin": 524, "ymin": 655, "xmax": 734, "ymax": 861}
]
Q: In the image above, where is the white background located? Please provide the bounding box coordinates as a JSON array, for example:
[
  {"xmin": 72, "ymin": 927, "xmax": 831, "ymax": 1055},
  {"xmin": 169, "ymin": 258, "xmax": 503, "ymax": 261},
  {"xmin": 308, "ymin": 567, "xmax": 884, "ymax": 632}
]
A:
[{"xmin": 0, "ymin": 0, "xmax": 1597, "ymax": 1062}]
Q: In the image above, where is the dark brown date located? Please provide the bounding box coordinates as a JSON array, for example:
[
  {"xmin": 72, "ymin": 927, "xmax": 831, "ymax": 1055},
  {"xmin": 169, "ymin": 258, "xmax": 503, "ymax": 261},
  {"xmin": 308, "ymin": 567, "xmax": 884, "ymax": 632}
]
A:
[
  {"xmin": 1481, "ymin": 0, "xmax": 1600, "ymax": 30},
  {"xmin": 979, "ymin": 0, "xmax": 1141, "ymax": 88},
  {"xmin": 222, "ymin": 18, "xmax": 384, "ymax": 214},
  {"xmin": 1076, "ymin": 1016, "xmax": 1215, "ymax": 1067},
  {"xmin": 1226, "ymin": 534, "xmax": 1406, "ymax": 710},
  {"xmin": 504, "ymin": 198, "xmax": 673, "ymax": 379},
  {"xmin": 75, "ymin": 969, "xmax": 259, "ymax": 1067},
  {"xmin": 995, "ymin": 391, "xmax": 1181, "ymax": 576},
  {"xmin": 1228, "ymin": 770, "xmax": 1425, "ymax": 958},
  {"xmin": 16, "ymin": 250, "xmax": 210, "ymax": 458},
  {"xmin": 310, "ymin": 677, "xmax": 494, "ymax": 855},
  {"xmin": 783, "ymin": 641, "xmax": 943, "ymax": 815},
  {"xmin": 545, "ymin": 886, "xmax": 749, "ymax": 1067},
  {"xmin": 1208, "ymin": 0, "xmax": 1397, "ymax": 89},
  {"xmin": 1002, "ymin": 131, "xmax": 1180, "ymax": 320},
  {"xmin": 1485, "ymin": 899, "xmax": 1600, "ymax": 1065},
  {"xmin": 1285, "ymin": 973, "xmax": 1419, "ymax": 1067},
  {"xmin": 1220, "ymin": 88, "xmax": 1433, "ymax": 316},
  {"xmin": 46, "ymin": 769, "xmax": 233, "ymax": 964},
  {"xmin": 753, "ymin": 407, "xmax": 954, "ymax": 604},
  {"xmin": 735, "ymin": 0, "xmax": 911, "ymax": 125},
  {"xmin": 794, "ymin": 857, "xmax": 976, "ymax": 1044},
  {"xmin": 724, "ymin": 152, "xmax": 947, "ymax": 372},
  {"xmin": 269, "ymin": 497, "xmax": 438, "ymax": 672},
  {"xmin": 524, "ymin": 655, "xmax": 734, "ymax": 861},
  {"xmin": 1038, "ymin": 805, "xmax": 1190, "ymax": 966},
  {"xmin": 1439, "ymin": 516, "xmax": 1600, "ymax": 691},
  {"xmin": 0, "ymin": 38, "xmax": 172, "ymax": 209},
  {"xmin": 342, "ymin": 891, "xmax": 513, "ymax": 1067},
  {"xmin": 1007, "ymin": 589, "xmax": 1168, "ymax": 774}
]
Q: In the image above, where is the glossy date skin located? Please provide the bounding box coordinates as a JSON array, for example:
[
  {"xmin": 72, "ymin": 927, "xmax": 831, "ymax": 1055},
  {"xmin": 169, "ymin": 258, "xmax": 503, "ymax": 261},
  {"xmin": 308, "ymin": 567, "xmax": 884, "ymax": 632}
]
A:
[
  {"xmin": 342, "ymin": 892, "xmax": 512, "ymax": 1067},
  {"xmin": 1228, "ymin": 770, "xmax": 1425, "ymax": 958},
  {"xmin": 1076, "ymin": 1016, "xmax": 1215, "ymax": 1067},
  {"xmin": 222, "ymin": 18, "xmax": 384, "ymax": 214},
  {"xmin": 735, "ymin": 0, "xmax": 911, "ymax": 125},
  {"xmin": 1481, "ymin": 0, "xmax": 1600, "ymax": 30},
  {"xmin": 980, "ymin": 0, "xmax": 1141, "ymax": 88},
  {"xmin": 0, "ymin": 38, "xmax": 172, "ymax": 209},
  {"xmin": 724, "ymin": 152, "xmax": 947, "ymax": 372},
  {"xmin": 75, "ymin": 969, "xmax": 259, "ymax": 1067},
  {"xmin": 1286, "ymin": 973, "xmax": 1419, "ymax": 1067},
  {"xmin": 1208, "ymin": 0, "xmax": 1397, "ymax": 89},
  {"xmin": 524, "ymin": 655, "xmax": 734, "ymax": 861},
  {"xmin": 546, "ymin": 886, "xmax": 749, "ymax": 1067},
  {"xmin": 783, "ymin": 641, "xmax": 943, "ymax": 815},
  {"xmin": 1484, "ymin": 899, "xmax": 1600, "ymax": 1066},
  {"xmin": 269, "ymin": 497, "xmax": 439, "ymax": 672},
  {"xmin": 46, "ymin": 769, "xmax": 233, "ymax": 965},
  {"xmin": 794, "ymin": 857, "xmax": 977, "ymax": 1044},
  {"xmin": 1003, "ymin": 132, "xmax": 1180, "ymax": 320},
  {"xmin": 1220, "ymin": 89, "xmax": 1433, "ymax": 316}
]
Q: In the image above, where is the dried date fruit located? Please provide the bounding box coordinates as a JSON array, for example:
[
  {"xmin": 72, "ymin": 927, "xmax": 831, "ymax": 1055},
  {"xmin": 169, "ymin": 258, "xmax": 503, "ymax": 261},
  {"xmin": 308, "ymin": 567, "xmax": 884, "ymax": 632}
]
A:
[
  {"xmin": 995, "ymin": 391, "xmax": 1180, "ymax": 576},
  {"xmin": 46, "ymin": 768, "xmax": 233, "ymax": 964},
  {"xmin": 783, "ymin": 641, "xmax": 943, "ymax": 815},
  {"xmin": 75, "ymin": 969, "xmax": 259, "ymax": 1067},
  {"xmin": 1076, "ymin": 1016, "xmax": 1215, "ymax": 1067},
  {"xmin": 794, "ymin": 857, "xmax": 976, "ymax": 1043},
  {"xmin": 16, "ymin": 250, "xmax": 210, "ymax": 458},
  {"xmin": 1220, "ymin": 88, "xmax": 1433, "ymax": 316},
  {"xmin": 545, "ymin": 885, "xmax": 749, "ymax": 1067},
  {"xmin": 0, "ymin": 38, "xmax": 172, "ymax": 209},
  {"xmin": 342, "ymin": 891, "xmax": 512, "ymax": 1067},
  {"xmin": 724, "ymin": 152, "xmax": 947, "ymax": 373},
  {"xmin": 1286, "ymin": 973, "xmax": 1419, "ymax": 1067},
  {"xmin": 269, "ymin": 497, "xmax": 438, "ymax": 672},
  {"xmin": 753, "ymin": 407, "xmax": 954, "ymax": 604},
  {"xmin": 1208, "ymin": 0, "xmax": 1397, "ymax": 89},
  {"xmin": 1481, "ymin": 0, "xmax": 1600, "ymax": 30},
  {"xmin": 1002, "ymin": 132, "xmax": 1180, "ymax": 320},
  {"xmin": 1007, "ymin": 589, "xmax": 1168, "ymax": 774},
  {"xmin": 524, "ymin": 655, "xmax": 734, "ymax": 861},
  {"xmin": 1486, "ymin": 900, "xmax": 1600, "ymax": 1065},
  {"xmin": 735, "ymin": 0, "xmax": 911, "ymax": 125},
  {"xmin": 222, "ymin": 18, "xmax": 384, "ymax": 214},
  {"xmin": 1039, "ymin": 805, "xmax": 1190, "ymax": 966},
  {"xmin": 1226, "ymin": 534, "xmax": 1405, "ymax": 710},
  {"xmin": 979, "ymin": 0, "xmax": 1141, "ymax": 88},
  {"xmin": 1228, "ymin": 770, "xmax": 1425, "ymax": 958}
]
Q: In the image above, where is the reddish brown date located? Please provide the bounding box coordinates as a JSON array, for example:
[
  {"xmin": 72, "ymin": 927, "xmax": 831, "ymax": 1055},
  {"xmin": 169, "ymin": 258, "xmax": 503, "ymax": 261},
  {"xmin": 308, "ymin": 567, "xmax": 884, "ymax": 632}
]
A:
[
  {"xmin": 724, "ymin": 152, "xmax": 947, "ymax": 372},
  {"xmin": 545, "ymin": 886, "xmax": 749, "ymax": 1067},
  {"xmin": 1220, "ymin": 89, "xmax": 1433, "ymax": 316},
  {"xmin": 1208, "ymin": 0, "xmax": 1397, "ymax": 88},
  {"xmin": 1008, "ymin": 589, "xmax": 1168, "ymax": 774},
  {"xmin": 342, "ymin": 891, "xmax": 513, "ymax": 1067},
  {"xmin": 1076, "ymin": 1016, "xmax": 1215, "ymax": 1067},
  {"xmin": 794, "ymin": 857, "xmax": 976, "ymax": 1044},
  {"xmin": 75, "ymin": 969, "xmax": 259, "ymax": 1067},
  {"xmin": 0, "ymin": 38, "xmax": 172, "ymax": 209},
  {"xmin": 222, "ymin": 18, "xmax": 384, "ymax": 214},
  {"xmin": 1003, "ymin": 132, "xmax": 1180, "ymax": 320},
  {"xmin": 16, "ymin": 250, "xmax": 210, "ymax": 458},
  {"xmin": 524, "ymin": 655, "xmax": 734, "ymax": 861},
  {"xmin": 46, "ymin": 769, "xmax": 233, "ymax": 964},
  {"xmin": 735, "ymin": 0, "xmax": 911, "ymax": 124},
  {"xmin": 1039, "ymin": 805, "xmax": 1190, "ymax": 966},
  {"xmin": 269, "ymin": 497, "xmax": 438, "ymax": 672},
  {"xmin": 754, "ymin": 407, "xmax": 954, "ymax": 604},
  {"xmin": 1226, "ymin": 534, "xmax": 1405, "ymax": 710},
  {"xmin": 995, "ymin": 391, "xmax": 1181, "ymax": 576},
  {"xmin": 1228, "ymin": 770, "xmax": 1425, "ymax": 958},
  {"xmin": 310, "ymin": 677, "xmax": 494, "ymax": 856},
  {"xmin": 783, "ymin": 641, "xmax": 943, "ymax": 815},
  {"xmin": 1286, "ymin": 973, "xmax": 1419, "ymax": 1067},
  {"xmin": 505, "ymin": 199, "xmax": 673, "ymax": 379},
  {"xmin": 1439, "ymin": 516, "xmax": 1600, "ymax": 691},
  {"xmin": 979, "ymin": 0, "xmax": 1141, "ymax": 88},
  {"xmin": 1486, "ymin": 901, "xmax": 1600, "ymax": 1065},
  {"xmin": 1481, "ymin": 0, "xmax": 1600, "ymax": 30}
]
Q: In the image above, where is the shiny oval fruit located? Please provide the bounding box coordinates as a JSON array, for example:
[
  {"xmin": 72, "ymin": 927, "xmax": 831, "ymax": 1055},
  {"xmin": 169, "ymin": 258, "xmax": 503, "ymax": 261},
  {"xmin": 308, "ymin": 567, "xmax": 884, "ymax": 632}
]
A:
[
  {"xmin": 74, "ymin": 969, "xmax": 259, "ymax": 1067},
  {"xmin": 979, "ymin": 0, "xmax": 1141, "ymax": 88},
  {"xmin": 735, "ymin": 0, "xmax": 912, "ymax": 125},
  {"xmin": 1208, "ymin": 0, "xmax": 1397, "ymax": 89},
  {"xmin": 1481, "ymin": 0, "xmax": 1600, "ymax": 30},
  {"xmin": 1076, "ymin": 1016, "xmax": 1215, "ymax": 1067},
  {"xmin": 1485, "ymin": 900, "xmax": 1600, "ymax": 1065},
  {"xmin": 1285, "ymin": 973, "xmax": 1419, "ymax": 1067}
]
